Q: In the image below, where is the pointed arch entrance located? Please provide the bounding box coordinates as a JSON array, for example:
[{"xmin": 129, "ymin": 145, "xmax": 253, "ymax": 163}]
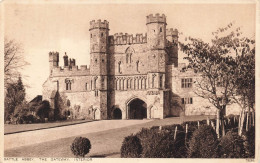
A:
[
  {"xmin": 113, "ymin": 108, "xmax": 122, "ymax": 119},
  {"xmin": 127, "ymin": 98, "xmax": 147, "ymax": 119},
  {"xmin": 94, "ymin": 108, "xmax": 101, "ymax": 120}
]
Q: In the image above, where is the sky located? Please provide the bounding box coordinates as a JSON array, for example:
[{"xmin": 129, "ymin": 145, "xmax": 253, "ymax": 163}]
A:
[{"xmin": 3, "ymin": 1, "xmax": 256, "ymax": 101}]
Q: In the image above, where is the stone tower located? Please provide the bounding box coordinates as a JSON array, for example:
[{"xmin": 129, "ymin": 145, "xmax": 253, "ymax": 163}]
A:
[
  {"xmin": 146, "ymin": 13, "xmax": 167, "ymax": 90},
  {"xmin": 89, "ymin": 19, "xmax": 109, "ymax": 119},
  {"xmin": 166, "ymin": 28, "xmax": 178, "ymax": 67},
  {"xmin": 49, "ymin": 52, "xmax": 59, "ymax": 74}
]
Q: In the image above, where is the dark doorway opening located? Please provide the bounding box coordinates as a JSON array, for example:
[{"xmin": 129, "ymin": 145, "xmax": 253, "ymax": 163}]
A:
[
  {"xmin": 113, "ymin": 108, "xmax": 122, "ymax": 119},
  {"xmin": 129, "ymin": 98, "xmax": 147, "ymax": 119}
]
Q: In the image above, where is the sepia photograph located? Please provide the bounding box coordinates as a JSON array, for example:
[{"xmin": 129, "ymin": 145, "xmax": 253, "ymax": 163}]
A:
[{"xmin": 2, "ymin": 0, "xmax": 257, "ymax": 161}]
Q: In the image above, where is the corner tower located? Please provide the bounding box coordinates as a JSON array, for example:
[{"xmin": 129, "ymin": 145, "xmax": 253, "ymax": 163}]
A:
[
  {"xmin": 146, "ymin": 13, "xmax": 167, "ymax": 50},
  {"xmin": 89, "ymin": 19, "xmax": 109, "ymax": 75},
  {"xmin": 166, "ymin": 28, "xmax": 178, "ymax": 67},
  {"xmin": 89, "ymin": 19, "xmax": 109, "ymax": 119},
  {"xmin": 49, "ymin": 52, "xmax": 59, "ymax": 75},
  {"xmin": 146, "ymin": 14, "xmax": 167, "ymax": 89}
]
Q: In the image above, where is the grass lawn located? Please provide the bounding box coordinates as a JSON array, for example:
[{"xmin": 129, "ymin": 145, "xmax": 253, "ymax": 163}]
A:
[
  {"xmin": 4, "ymin": 119, "xmax": 92, "ymax": 134},
  {"xmin": 5, "ymin": 115, "xmax": 215, "ymax": 158}
]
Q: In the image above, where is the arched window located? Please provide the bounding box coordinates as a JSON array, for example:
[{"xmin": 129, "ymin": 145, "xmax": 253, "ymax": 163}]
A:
[
  {"xmin": 152, "ymin": 74, "xmax": 156, "ymax": 88},
  {"xmin": 160, "ymin": 27, "xmax": 162, "ymax": 32},
  {"xmin": 125, "ymin": 47, "xmax": 134, "ymax": 63},
  {"xmin": 126, "ymin": 54, "xmax": 129, "ymax": 63},
  {"xmin": 118, "ymin": 61, "xmax": 122, "ymax": 74},
  {"xmin": 136, "ymin": 60, "xmax": 139, "ymax": 72},
  {"xmin": 94, "ymin": 77, "xmax": 97, "ymax": 89},
  {"xmin": 67, "ymin": 100, "xmax": 70, "ymax": 107},
  {"xmin": 160, "ymin": 75, "xmax": 163, "ymax": 88},
  {"xmin": 101, "ymin": 76, "xmax": 105, "ymax": 89},
  {"xmin": 65, "ymin": 79, "xmax": 72, "ymax": 90},
  {"xmin": 101, "ymin": 33, "xmax": 103, "ymax": 37}
]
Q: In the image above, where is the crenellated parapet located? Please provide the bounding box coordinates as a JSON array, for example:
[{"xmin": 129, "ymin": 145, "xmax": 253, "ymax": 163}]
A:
[
  {"xmin": 109, "ymin": 33, "xmax": 147, "ymax": 45},
  {"xmin": 166, "ymin": 28, "xmax": 178, "ymax": 37},
  {"xmin": 89, "ymin": 19, "xmax": 109, "ymax": 30},
  {"xmin": 49, "ymin": 51, "xmax": 59, "ymax": 62},
  {"xmin": 51, "ymin": 65, "xmax": 90, "ymax": 77},
  {"xmin": 146, "ymin": 13, "xmax": 166, "ymax": 25}
]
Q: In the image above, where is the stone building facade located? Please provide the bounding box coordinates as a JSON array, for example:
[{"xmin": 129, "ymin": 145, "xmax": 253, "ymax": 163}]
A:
[{"xmin": 42, "ymin": 14, "xmax": 238, "ymax": 120}]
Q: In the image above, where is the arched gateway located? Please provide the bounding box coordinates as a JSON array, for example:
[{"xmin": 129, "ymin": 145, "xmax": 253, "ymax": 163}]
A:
[
  {"xmin": 128, "ymin": 98, "xmax": 147, "ymax": 119},
  {"xmin": 113, "ymin": 108, "xmax": 122, "ymax": 119}
]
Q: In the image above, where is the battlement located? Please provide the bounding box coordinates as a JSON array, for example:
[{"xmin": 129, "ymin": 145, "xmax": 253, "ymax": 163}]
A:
[
  {"xmin": 109, "ymin": 33, "xmax": 147, "ymax": 45},
  {"xmin": 90, "ymin": 19, "xmax": 109, "ymax": 30},
  {"xmin": 146, "ymin": 13, "xmax": 166, "ymax": 25},
  {"xmin": 49, "ymin": 51, "xmax": 59, "ymax": 62},
  {"xmin": 166, "ymin": 28, "xmax": 178, "ymax": 36},
  {"xmin": 51, "ymin": 65, "xmax": 90, "ymax": 77}
]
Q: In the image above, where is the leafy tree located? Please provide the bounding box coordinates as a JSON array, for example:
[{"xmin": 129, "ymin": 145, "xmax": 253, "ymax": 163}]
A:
[
  {"xmin": 232, "ymin": 40, "xmax": 255, "ymax": 135},
  {"xmin": 4, "ymin": 77, "xmax": 26, "ymax": 122},
  {"xmin": 179, "ymin": 23, "xmax": 255, "ymax": 137}
]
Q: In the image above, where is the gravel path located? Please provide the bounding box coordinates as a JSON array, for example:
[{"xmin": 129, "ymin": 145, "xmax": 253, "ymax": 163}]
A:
[{"xmin": 4, "ymin": 119, "xmax": 152, "ymax": 150}]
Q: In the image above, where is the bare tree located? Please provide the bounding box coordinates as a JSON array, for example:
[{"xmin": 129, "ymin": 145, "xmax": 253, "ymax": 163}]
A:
[{"xmin": 4, "ymin": 38, "xmax": 28, "ymax": 87}]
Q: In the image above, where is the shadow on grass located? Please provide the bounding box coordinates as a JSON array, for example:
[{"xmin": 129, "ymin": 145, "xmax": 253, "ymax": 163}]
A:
[{"xmin": 90, "ymin": 152, "xmax": 120, "ymax": 158}]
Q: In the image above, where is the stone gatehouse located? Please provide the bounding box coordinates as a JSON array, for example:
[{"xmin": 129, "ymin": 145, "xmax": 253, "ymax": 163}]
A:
[{"xmin": 42, "ymin": 13, "xmax": 238, "ymax": 120}]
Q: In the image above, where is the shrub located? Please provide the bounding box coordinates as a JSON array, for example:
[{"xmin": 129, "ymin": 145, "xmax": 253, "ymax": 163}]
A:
[
  {"xmin": 121, "ymin": 135, "xmax": 142, "ymax": 158},
  {"xmin": 188, "ymin": 125, "xmax": 218, "ymax": 158},
  {"xmin": 70, "ymin": 137, "xmax": 91, "ymax": 157},
  {"xmin": 36, "ymin": 100, "xmax": 50, "ymax": 120},
  {"xmin": 218, "ymin": 129, "xmax": 245, "ymax": 158},
  {"xmin": 162, "ymin": 125, "xmax": 187, "ymax": 158},
  {"xmin": 140, "ymin": 130, "xmax": 176, "ymax": 158}
]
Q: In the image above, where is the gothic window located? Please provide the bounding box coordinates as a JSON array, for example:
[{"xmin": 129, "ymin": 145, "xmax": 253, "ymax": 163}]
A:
[
  {"xmin": 118, "ymin": 61, "xmax": 122, "ymax": 74},
  {"xmin": 181, "ymin": 78, "xmax": 193, "ymax": 88},
  {"xmin": 101, "ymin": 77, "xmax": 105, "ymax": 89},
  {"xmin": 160, "ymin": 75, "xmax": 163, "ymax": 88},
  {"xmin": 65, "ymin": 79, "xmax": 72, "ymax": 90},
  {"xmin": 136, "ymin": 61, "xmax": 139, "ymax": 72},
  {"xmin": 160, "ymin": 27, "xmax": 162, "ymax": 32},
  {"xmin": 95, "ymin": 90, "xmax": 99, "ymax": 97},
  {"xmin": 125, "ymin": 47, "xmax": 134, "ymax": 63},
  {"xmin": 94, "ymin": 77, "xmax": 97, "ymax": 89},
  {"xmin": 126, "ymin": 54, "xmax": 129, "ymax": 63},
  {"xmin": 182, "ymin": 97, "xmax": 193, "ymax": 104},
  {"xmin": 152, "ymin": 74, "xmax": 156, "ymax": 88},
  {"xmin": 101, "ymin": 33, "xmax": 103, "ymax": 37},
  {"xmin": 67, "ymin": 100, "xmax": 70, "ymax": 107}
]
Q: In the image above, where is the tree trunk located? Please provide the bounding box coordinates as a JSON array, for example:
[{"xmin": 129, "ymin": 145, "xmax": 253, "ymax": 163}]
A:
[
  {"xmin": 239, "ymin": 109, "xmax": 245, "ymax": 136},
  {"xmin": 246, "ymin": 112, "xmax": 249, "ymax": 132},
  {"xmin": 252, "ymin": 111, "xmax": 255, "ymax": 126},
  {"xmin": 216, "ymin": 109, "xmax": 220, "ymax": 138},
  {"xmin": 221, "ymin": 118, "xmax": 225, "ymax": 137},
  {"xmin": 248, "ymin": 107, "xmax": 251, "ymax": 129}
]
